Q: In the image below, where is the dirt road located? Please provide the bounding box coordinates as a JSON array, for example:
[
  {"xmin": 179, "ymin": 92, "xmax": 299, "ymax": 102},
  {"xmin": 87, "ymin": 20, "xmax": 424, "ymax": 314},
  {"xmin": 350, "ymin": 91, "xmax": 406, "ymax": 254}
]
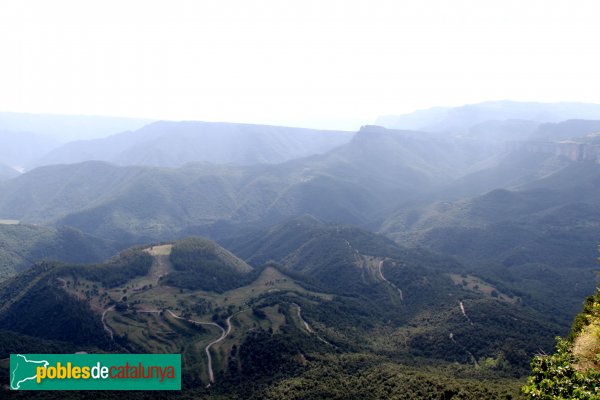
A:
[
  {"xmin": 167, "ymin": 310, "xmax": 236, "ymax": 385},
  {"xmin": 101, "ymin": 305, "xmax": 115, "ymax": 340},
  {"xmin": 377, "ymin": 260, "xmax": 404, "ymax": 301}
]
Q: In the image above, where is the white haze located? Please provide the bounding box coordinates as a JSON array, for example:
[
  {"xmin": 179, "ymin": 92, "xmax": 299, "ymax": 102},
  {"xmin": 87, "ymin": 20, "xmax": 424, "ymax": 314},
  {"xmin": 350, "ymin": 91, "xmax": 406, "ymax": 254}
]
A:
[{"xmin": 1, "ymin": 0, "xmax": 600, "ymax": 130}]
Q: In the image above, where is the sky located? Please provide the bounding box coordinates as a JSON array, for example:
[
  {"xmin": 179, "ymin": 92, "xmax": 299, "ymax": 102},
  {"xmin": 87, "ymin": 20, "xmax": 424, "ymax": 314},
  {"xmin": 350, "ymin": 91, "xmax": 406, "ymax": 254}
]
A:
[{"xmin": 1, "ymin": 0, "xmax": 600, "ymax": 130}]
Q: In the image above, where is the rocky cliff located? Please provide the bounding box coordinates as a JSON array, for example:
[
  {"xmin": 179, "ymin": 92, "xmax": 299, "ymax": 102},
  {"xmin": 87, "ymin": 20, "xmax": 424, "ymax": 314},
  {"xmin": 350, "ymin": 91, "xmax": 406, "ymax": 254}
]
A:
[{"xmin": 507, "ymin": 140, "xmax": 600, "ymax": 163}]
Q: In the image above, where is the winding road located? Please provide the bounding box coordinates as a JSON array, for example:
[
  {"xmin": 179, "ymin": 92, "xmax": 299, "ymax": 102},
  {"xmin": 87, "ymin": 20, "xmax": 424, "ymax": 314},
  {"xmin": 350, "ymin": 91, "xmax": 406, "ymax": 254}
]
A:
[
  {"xmin": 98, "ymin": 243, "xmax": 238, "ymax": 386},
  {"xmin": 293, "ymin": 303, "xmax": 334, "ymax": 347},
  {"xmin": 294, "ymin": 303, "xmax": 313, "ymax": 333},
  {"xmin": 58, "ymin": 277, "xmax": 116, "ymax": 342},
  {"xmin": 449, "ymin": 302, "xmax": 477, "ymax": 366},
  {"xmin": 101, "ymin": 305, "xmax": 115, "ymax": 340},
  {"xmin": 101, "ymin": 307, "xmax": 230, "ymax": 382},
  {"xmin": 377, "ymin": 260, "xmax": 404, "ymax": 301},
  {"xmin": 167, "ymin": 310, "xmax": 236, "ymax": 385},
  {"xmin": 449, "ymin": 331, "xmax": 479, "ymax": 367},
  {"xmin": 343, "ymin": 240, "xmax": 405, "ymax": 302}
]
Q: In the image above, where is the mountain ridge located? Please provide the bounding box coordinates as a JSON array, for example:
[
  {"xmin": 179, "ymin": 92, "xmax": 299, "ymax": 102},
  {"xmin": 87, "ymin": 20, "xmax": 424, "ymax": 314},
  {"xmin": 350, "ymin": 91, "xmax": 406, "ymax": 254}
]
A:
[
  {"xmin": 33, "ymin": 120, "xmax": 354, "ymax": 168},
  {"xmin": 376, "ymin": 101, "xmax": 600, "ymax": 134}
]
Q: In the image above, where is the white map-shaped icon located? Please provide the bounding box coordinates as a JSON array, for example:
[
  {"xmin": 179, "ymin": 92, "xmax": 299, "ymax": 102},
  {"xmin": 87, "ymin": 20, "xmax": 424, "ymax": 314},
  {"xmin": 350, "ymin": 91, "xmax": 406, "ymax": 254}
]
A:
[{"xmin": 11, "ymin": 354, "xmax": 49, "ymax": 390}]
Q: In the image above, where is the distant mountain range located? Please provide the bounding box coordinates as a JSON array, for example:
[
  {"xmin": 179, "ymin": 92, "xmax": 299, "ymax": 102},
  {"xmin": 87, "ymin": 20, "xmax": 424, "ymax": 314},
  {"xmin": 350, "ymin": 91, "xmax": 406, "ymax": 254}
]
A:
[
  {"xmin": 32, "ymin": 121, "xmax": 353, "ymax": 168},
  {"xmin": 3, "ymin": 102, "xmax": 600, "ymax": 173},
  {"xmin": 0, "ymin": 119, "xmax": 598, "ymax": 243},
  {"xmin": 0, "ymin": 125, "xmax": 503, "ymax": 241},
  {"xmin": 0, "ymin": 112, "xmax": 153, "ymax": 171},
  {"xmin": 0, "ymin": 112, "xmax": 153, "ymax": 142},
  {"xmin": 376, "ymin": 100, "xmax": 600, "ymax": 134}
]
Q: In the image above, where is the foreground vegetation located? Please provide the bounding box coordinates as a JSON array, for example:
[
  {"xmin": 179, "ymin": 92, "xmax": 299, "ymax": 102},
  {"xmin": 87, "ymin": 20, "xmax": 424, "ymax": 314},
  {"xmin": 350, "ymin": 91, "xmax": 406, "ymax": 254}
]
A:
[{"xmin": 522, "ymin": 251, "xmax": 600, "ymax": 399}]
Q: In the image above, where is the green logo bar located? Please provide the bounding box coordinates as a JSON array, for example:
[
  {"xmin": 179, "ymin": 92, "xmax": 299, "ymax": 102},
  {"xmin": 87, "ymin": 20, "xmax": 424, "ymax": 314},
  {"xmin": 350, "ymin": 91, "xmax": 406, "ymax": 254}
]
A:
[{"xmin": 10, "ymin": 354, "xmax": 181, "ymax": 390}]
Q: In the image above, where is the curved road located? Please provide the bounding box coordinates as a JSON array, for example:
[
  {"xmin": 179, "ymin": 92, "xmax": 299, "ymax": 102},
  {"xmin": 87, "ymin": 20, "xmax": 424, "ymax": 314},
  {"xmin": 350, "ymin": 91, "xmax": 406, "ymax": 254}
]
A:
[
  {"xmin": 60, "ymin": 277, "xmax": 115, "ymax": 342},
  {"xmin": 377, "ymin": 260, "xmax": 404, "ymax": 301},
  {"xmin": 101, "ymin": 305, "xmax": 115, "ymax": 341},
  {"xmin": 449, "ymin": 331, "xmax": 479, "ymax": 367},
  {"xmin": 167, "ymin": 310, "xmax": 237, "ymax": 385},
  {"xmin": 293, "ymin": 303, "xmax": 335, "ymax": 348},
  {"xmin": 294, "ymin": 303, "xmax": 313, "ymax": 333},
  {"xmin": 102, "ymin": 306, "xmax": 238, "ymax": 385},
  {"xmin": 96, "ymin": 247, "xmax": 237, "ymax": 385}
]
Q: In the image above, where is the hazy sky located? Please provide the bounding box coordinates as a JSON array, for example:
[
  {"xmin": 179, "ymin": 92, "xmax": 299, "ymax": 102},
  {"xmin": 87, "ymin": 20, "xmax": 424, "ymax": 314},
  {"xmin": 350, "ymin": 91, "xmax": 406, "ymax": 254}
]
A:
[{"xmin": 1, "ymin": 0, "xmax": 600, "ymax": 130}]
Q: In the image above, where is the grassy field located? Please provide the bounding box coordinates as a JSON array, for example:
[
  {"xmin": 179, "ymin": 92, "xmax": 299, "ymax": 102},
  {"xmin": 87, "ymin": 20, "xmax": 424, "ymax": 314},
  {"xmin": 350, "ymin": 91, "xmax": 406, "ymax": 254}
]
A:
[
  {"xmin": 129, "ymin": 263, "xmax": 332, "ymax": 315},
  {"xmin": 449, "ymin": 273, "xmax": 518, "ymax": 304}
]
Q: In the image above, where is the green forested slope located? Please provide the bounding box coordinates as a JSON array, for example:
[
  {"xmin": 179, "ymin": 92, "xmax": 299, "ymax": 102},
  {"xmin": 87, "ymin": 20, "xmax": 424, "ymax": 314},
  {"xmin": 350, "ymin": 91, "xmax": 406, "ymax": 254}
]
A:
[
  {"xmin": 0, "ymin": 126, "xmax": 504, "ymax": 241},
  {"xmin": 0, "ymin": 234, "xmax": 562, "ymax": 398},
  {"xmin": 0, "ymin": 224, "xmax": 119, "ymax": 281}
]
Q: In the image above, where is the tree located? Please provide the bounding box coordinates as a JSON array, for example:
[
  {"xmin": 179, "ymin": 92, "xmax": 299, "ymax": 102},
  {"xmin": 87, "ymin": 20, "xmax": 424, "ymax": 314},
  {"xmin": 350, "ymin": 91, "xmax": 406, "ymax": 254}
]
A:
[{"xmin": 522, "ymin": 338, "xmax": 600, "ymax": 399}]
